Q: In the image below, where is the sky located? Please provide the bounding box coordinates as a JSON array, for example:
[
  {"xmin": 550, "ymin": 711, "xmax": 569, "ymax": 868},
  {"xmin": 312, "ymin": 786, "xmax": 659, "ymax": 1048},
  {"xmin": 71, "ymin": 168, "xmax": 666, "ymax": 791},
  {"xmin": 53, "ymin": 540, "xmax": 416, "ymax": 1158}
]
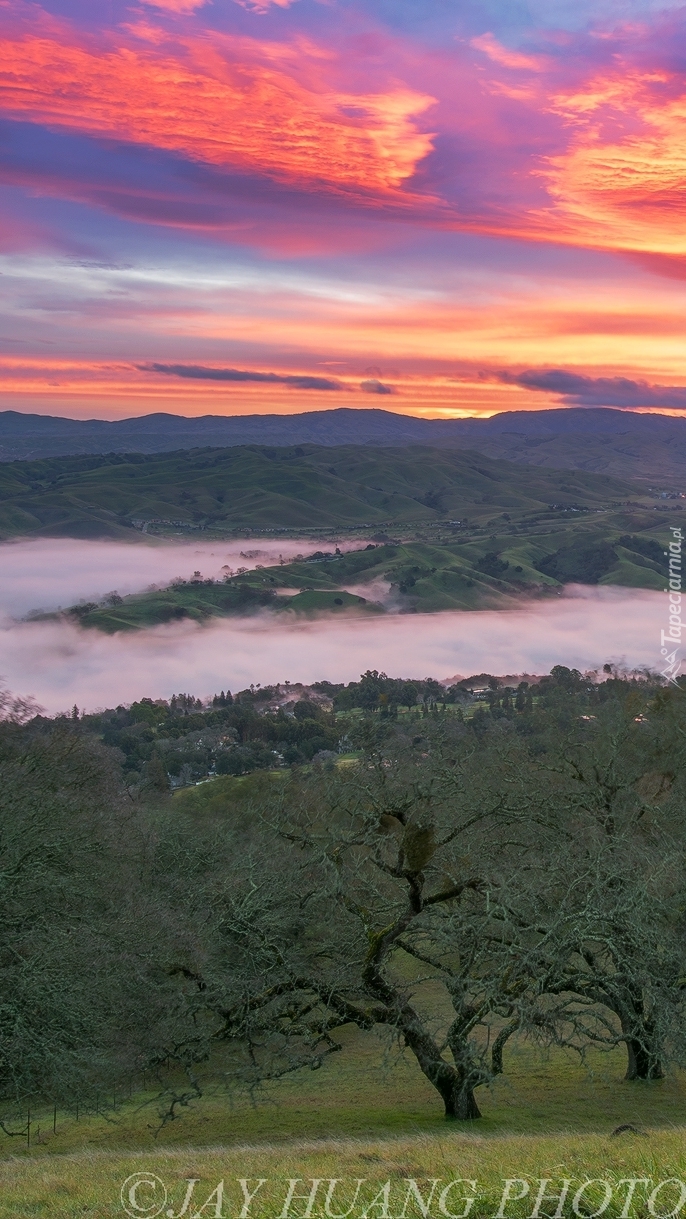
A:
[{"xmin": 1, "ymin": 0, "xmax": 686, "ymax": 420}]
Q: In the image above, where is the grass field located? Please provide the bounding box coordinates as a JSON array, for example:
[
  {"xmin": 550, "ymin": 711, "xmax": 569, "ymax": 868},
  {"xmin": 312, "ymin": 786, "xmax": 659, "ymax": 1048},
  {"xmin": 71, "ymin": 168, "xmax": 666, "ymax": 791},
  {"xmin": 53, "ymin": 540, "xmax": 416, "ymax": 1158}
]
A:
[
  {"xmin": 3, "ymin": 1033, "xmax": 686, "ymax": 1217},
  {"xmin": 7, "ymin": 1127, "xmax": 686, "ymax": 1219},
  {"xmin": 13, "ymin": 1035, "xmax": 686, "ymax": 1153},
  {"xmin": 4, "ymin": 1129, "xmax": 686, "ymax": 1219}
]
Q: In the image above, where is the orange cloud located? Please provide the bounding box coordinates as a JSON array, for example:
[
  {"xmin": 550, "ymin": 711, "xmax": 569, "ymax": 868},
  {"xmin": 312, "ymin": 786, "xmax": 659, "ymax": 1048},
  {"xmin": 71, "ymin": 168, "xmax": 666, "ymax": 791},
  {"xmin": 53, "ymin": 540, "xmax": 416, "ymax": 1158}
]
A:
[
  {"xmin": 542, "ymin": 71, "xmax": 686, "ymax": 256},
  {"xmin": 0, "ymin": 32, "xmax": 435, "ymax": 199},
  {"xmin": 3, "ymin": 257, "xmax": 686, "ymax": 419}
]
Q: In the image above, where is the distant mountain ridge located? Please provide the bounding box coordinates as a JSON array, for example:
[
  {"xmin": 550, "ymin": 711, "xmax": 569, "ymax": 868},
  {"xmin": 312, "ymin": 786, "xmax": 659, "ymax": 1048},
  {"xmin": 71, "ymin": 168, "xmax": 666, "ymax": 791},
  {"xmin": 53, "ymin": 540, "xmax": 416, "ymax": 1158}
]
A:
[{"xmin": 1, "ymin": 406, "xmax": 685, "ymax": 483}]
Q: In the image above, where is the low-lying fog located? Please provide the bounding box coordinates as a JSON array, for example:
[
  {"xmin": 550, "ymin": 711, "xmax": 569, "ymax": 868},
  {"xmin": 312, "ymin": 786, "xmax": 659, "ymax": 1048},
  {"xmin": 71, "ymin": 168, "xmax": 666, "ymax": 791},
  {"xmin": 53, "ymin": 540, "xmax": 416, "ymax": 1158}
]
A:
[
  {"xmin": 0, "ymin": 537, "xmax": 337, "ymax": 618},
  {"xmin": 0, "ymin": 539, "xmax": 667, "ymax": 713}
]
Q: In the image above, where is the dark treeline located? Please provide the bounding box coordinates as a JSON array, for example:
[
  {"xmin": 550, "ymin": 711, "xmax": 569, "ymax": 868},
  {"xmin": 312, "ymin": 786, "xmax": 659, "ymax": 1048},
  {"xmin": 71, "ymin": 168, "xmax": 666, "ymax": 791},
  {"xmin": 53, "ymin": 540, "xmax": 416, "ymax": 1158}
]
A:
[
  {"xmin": 54, "ymin": 672, "xmax": 490, "ymax": 784},
  {"xmin": 77, "ymin": 689, "xmax": 341, "ymax": 782},
  {"xmin": 59, "ymin": 666, "xmax": 628, "ymax": 785},
  {"xmin": 1, "ymin": 669, "xmax": 686, "ymax": 1125}
]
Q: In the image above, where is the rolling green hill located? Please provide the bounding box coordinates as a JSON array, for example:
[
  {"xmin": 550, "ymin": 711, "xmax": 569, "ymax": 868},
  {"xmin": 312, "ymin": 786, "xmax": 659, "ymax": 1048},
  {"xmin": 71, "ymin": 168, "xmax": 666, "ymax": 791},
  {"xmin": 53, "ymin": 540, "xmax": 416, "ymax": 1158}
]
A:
[
  {"xmin": 0, "ymin": 443, "xmax": 647, "ymax": 540},
  {"xmin": 63, "ymin": 579, "xmax": 380, "ymax": 632},
  {"xmin": 243, "ymin": 521, "xmax": 671, "ymax": 611},
  {"xmin": 52, "ymin": 512, "xmax": 676, "ymax": 630}
]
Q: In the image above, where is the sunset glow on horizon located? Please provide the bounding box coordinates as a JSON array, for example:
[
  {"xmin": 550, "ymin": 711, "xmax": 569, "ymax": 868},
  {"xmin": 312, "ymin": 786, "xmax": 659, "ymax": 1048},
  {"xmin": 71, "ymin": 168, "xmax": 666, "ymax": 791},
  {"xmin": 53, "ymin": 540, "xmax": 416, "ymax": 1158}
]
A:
[{"xmin": 1, "ymin": 0, "xmax": 686, "ymax": 422}]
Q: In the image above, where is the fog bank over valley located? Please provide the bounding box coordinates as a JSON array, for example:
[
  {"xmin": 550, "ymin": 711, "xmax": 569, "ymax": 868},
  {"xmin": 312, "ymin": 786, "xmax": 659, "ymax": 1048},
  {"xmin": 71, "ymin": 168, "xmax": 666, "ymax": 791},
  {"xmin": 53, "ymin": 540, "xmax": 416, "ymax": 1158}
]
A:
[
  {"xmin": 0, "ymin": 585, "xmax": 664, "ymax": 714},
  {"xmin": 0, "ymin": 539, "xmax": 666, "ymax": 712},
  {"xmin": 0, "ymin": 537, "xmax": 350, "ymax": 618}
]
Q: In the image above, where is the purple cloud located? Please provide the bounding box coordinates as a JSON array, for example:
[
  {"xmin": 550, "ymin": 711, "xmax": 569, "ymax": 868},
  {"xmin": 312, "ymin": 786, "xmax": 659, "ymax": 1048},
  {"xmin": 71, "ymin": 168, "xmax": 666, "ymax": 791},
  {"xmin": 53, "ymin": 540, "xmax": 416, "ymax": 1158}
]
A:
[
  {"xmin": 360, "ymin": 379, "xmax": 394, "ymax": 395},
  {"xmin": 140, "ymin": 363, "xmax": 342, "ymax": 390},
  {"xmin": 499, "ymin": 369, "xmax": 686, "ymax": 410}
]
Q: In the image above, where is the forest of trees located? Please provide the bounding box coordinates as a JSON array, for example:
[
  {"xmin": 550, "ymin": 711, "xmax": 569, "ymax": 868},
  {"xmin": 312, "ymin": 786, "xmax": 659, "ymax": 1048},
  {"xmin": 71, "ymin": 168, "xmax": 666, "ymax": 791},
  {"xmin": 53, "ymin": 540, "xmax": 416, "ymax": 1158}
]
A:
[
  {"xmin": 1, "ymin": 669, "xmax": 685, "ymax": 1125},
  {"xmin": 66, "ymin": 671, "xmax": 540, "ymax": 785}
]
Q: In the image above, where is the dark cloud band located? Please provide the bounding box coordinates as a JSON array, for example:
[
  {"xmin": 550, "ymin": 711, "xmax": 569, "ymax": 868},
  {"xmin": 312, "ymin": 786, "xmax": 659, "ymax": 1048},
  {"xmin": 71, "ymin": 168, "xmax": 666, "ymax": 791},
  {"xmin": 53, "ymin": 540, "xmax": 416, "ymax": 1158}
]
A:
[
  {"xmin": 139, "ymin": 363, "xmax": 341, "ymax": 391},
  {"xmin": 360, "ymin": 378, "xmax": 394, "ymax": 395},
  {"xmin": 499, "ymin": 369, "xmax": 686, "ymax": 410}
]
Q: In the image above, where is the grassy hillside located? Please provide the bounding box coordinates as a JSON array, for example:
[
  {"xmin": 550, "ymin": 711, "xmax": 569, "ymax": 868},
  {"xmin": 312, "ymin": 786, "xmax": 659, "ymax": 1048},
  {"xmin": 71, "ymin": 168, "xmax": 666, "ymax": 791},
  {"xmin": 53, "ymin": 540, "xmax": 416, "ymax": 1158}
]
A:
[
  {"xmin": 9, "ymin": 1032, "xmax": 686, "ymax": 1155},
  {"xmin": 242, "ymin": 517, "xmax": 670, "ymax": 609},
  {"xmin": 6, "ymin": 442, "xmax": 677, "ymax": 627},
  {"xmin": 467, "ymin": 428, "xmax": 686, "ymax": 485},
  {"xmin": 0, "ymin": 443, "xmax": 644, "ymax": 540},
  {"xmin": 65, "ymin": 579, "xmax": 380, "ymax": 632}
]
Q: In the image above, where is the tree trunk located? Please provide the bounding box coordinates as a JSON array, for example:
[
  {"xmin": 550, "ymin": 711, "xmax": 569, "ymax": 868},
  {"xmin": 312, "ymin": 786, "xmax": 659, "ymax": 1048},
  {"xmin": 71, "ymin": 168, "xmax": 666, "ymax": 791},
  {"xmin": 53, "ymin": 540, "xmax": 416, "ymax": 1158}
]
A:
[
  {"xmin": 618, "ymin": 1003, "xmax": 663, "ymax": 1080},
  {"xmin": 397, "ymin": 1017, "xmax": 483, "ymax": 1119},
  {"xmin": 491, "ymin": 1021, "xmax": 518, "ymax": 1076},
  {"xmin": 415, "ymin": 1056, "xmax": 482, "ymax": 1119},
  {"xmin": 441, "ymin": 1078, "xmax": 482, "ymax": 1120},
  {"xmin": 624, "ymin": 1036, "xmax": 663, "ymax": 1081}
]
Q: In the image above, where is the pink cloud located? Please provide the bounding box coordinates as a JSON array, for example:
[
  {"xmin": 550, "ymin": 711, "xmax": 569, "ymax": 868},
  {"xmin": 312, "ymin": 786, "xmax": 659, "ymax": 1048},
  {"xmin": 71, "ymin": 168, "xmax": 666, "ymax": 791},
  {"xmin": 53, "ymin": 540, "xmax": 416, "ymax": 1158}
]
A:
[
  {"xmin": 1, "ymin": 2, "xmax": 686, "ymax": 270},
  {"xmin": 0, "ymin": 28, "xmax": 436, "ymax": 202},
  {"xmin": 232, "ymin": 0, "xmax": 296, "ymax": 11},
  {"xmin": 142, "ymin": 0, "xmax": 208, "ymax": 12},
  {"xmin": 470, "ymin": 33, "xmax": 546, "ymax": 72}
]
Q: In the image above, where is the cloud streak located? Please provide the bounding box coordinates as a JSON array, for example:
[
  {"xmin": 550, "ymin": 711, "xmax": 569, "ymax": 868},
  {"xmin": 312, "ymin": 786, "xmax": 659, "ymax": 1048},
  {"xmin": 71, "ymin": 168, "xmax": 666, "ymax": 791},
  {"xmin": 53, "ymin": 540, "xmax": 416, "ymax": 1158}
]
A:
[
  {"xmin": 143, "ymin": 0, "xmax": 208, "ymax": 12},
  {"xmin": 499, "ymin": 369, "xmax": 686, "ymax": 410},
  {"xmin": 360, "ymin": 379, "xmax": 394, "ymax": 395},
  {"xmin": 140, "ymin": 363, "xmax": 342, "ymax": 390}
]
